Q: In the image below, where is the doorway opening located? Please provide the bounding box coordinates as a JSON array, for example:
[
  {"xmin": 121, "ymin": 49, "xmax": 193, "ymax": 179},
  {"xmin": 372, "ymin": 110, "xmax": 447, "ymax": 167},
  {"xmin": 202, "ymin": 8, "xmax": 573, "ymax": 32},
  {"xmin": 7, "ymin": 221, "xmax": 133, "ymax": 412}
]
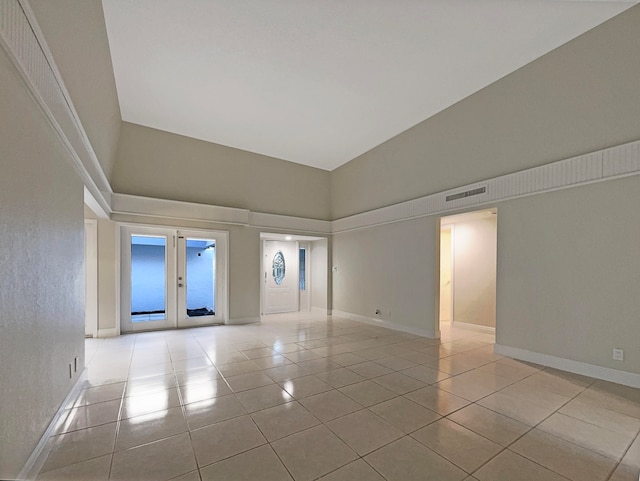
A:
[
  {"xmin": 120, "ymin": 226, "xmax": 228, "ymax": 332},
  {"xmin": 260, "ymin": 233, "xmax": 329, "ymax": 316},
  {"xmin": 438, "ymin": 209, "xmax": 497, "ymax": 340}
]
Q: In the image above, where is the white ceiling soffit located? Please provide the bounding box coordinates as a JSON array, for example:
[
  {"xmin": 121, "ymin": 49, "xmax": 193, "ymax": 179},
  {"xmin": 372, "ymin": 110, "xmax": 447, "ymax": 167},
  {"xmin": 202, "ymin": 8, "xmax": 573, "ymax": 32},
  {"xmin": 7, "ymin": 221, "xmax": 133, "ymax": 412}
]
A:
[
  {"xmin": 441, "ymin": 209, "xmax": 496, "ymax": 226},
  {"xmin": 260, "ymin": 232, "xmax": 325, "ymax": 241},
  {"xmin": 102, "ymin": 0, "xmax": 636, "ymax": 171}
]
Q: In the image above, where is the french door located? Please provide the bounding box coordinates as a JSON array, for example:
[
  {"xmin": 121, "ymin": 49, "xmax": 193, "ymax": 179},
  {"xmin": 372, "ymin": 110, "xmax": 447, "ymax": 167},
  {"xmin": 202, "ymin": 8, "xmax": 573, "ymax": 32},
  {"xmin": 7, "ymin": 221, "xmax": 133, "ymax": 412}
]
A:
[{"xmin": 121, "ymin": 226, "xmax": 227, "ymax": 332}]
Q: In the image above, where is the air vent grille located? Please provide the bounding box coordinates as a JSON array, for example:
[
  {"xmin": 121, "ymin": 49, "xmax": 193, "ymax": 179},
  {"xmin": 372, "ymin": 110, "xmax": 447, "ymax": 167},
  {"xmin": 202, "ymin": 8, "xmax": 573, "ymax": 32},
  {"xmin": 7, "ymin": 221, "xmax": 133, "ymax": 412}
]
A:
[{"xmin": 446, "ymin": 187, "xmax": 486, "ymax": 202}]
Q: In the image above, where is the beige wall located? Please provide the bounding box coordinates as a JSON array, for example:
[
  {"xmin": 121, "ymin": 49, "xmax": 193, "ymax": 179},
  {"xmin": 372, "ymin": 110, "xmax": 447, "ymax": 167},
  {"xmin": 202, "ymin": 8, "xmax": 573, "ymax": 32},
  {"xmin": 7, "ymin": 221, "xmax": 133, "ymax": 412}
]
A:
[
  {"xmin": 227, "ymin": 226, "xmax": 262, "ymax": 321},
  {"xmin": 451, "ymin": 216, "xmax": 497, "ymax": 328},
  {"xmin": 96, "ymin": 219, "xmax": 119, "ymax": 331},
  {"xmin": 0, "ymin": 48, "xmax": 85, "ymax": 478},
  {"xmin": 310, "ymin": 239, "xmax": 329, "ymax": 312},
  {"xmin": 30, "ymin": 0, "xmax": 121, "ymax": 179},
  {"xmin": 497, "ymin": 176, "xmax": 640, "ymax": 374},
  {"xmin": 112, "ymin": 122, "xmax": 332, "ymax": 220},
  {"xmin": 330, "ymin": 5, "xmax": 640, "ymax": 219},
  {"xmin": 332, "ymin": 217, "xmax": 439, "ymax": 337}
]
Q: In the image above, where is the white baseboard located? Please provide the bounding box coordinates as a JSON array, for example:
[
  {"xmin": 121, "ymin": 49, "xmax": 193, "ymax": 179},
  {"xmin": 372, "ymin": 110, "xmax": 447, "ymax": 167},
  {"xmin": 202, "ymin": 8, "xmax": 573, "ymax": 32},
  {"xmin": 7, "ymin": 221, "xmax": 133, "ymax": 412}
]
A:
[
  {"xmin": 494, "ymin": 344, "xmax": 640, "ymax": 389},
  {"xmin": 19, "ymin": 370, "xmax": 86, "ymax": 480},
  {"xmin": 97, "ymin": 327, "xmax": 118, "ymax": 338},
  {"xmin": 452, "ymin": 321, "xmax": 496, "ymax": 334},
  {"xmin": 331, "ymin": 310, "xmax": 437, "ymax": 339},
  {"xmin": 227, "ymin": 316, "xmax": 260, "ymax": 325},
  {"xmin": 312, "ymin": 306, "xmax": 331, "ymax": 315}
]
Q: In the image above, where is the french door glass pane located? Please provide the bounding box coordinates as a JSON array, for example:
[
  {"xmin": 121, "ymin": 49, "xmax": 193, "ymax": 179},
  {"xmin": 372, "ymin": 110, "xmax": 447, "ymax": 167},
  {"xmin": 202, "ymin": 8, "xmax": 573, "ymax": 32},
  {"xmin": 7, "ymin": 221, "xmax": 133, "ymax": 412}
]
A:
[
  {"xmin": 299, "ymin": 248, "xmax": 306, "ymax": 290},
  {"xmin": 186, "ymin": 238, "xmax": 216, "ymax": 317},
  {"xmin": 131, "ymin": 235, "xmax": 166, "ymax": 322}
]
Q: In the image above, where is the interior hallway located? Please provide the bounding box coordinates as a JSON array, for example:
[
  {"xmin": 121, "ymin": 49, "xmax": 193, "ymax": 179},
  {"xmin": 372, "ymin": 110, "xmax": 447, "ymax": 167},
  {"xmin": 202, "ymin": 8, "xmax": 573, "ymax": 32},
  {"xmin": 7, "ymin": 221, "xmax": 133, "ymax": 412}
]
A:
[{"xmin": 36, "ymin": 314, "xmax": 640, "ymax": 481}]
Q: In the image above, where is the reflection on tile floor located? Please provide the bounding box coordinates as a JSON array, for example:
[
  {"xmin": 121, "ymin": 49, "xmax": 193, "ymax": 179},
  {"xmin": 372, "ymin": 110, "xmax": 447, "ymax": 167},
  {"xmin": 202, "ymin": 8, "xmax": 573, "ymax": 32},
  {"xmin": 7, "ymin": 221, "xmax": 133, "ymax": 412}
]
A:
[{"xmin": 36, "ymin": 314, "xmax": 640, "ymax": 481}]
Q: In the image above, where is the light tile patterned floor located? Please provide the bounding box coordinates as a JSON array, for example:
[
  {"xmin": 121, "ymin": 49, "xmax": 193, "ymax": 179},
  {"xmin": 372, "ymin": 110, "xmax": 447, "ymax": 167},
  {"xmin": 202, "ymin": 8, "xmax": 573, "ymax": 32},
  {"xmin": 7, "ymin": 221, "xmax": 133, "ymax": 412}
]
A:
[{"xmin": 36, "ymin": 313, "xmax": 640, "ymax": 481}]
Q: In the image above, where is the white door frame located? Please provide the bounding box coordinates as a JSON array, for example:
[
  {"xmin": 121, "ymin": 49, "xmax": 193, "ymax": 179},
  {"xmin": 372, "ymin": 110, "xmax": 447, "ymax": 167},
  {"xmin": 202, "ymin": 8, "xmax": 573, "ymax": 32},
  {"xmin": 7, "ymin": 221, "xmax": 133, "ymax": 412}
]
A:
[
  {"xmin": 84, "ymin": 219, "xmax": 98, "ymax": 338},
  {"xmin": 119, "ymin": 224, "xmax": 229, "ymax": 332},
  {"xmin": 439, "ymin": 224, "xmax": 454, "ymax": 325}
]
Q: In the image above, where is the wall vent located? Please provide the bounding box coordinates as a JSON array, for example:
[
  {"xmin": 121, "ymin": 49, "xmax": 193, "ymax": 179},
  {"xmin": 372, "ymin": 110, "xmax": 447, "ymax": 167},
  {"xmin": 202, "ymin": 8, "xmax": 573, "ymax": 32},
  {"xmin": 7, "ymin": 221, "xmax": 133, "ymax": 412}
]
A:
[{"xmin": 446, "ymin": 187, "xmax": 486, "ymax": 202}]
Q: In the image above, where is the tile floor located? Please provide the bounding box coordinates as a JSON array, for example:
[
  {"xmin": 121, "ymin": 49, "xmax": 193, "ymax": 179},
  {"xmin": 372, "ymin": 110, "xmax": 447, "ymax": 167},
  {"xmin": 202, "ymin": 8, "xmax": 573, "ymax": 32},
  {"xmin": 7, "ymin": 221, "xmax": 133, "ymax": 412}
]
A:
[{"xmin": 35, "ymin": 313, "xmax": 640, "ymax": 481}]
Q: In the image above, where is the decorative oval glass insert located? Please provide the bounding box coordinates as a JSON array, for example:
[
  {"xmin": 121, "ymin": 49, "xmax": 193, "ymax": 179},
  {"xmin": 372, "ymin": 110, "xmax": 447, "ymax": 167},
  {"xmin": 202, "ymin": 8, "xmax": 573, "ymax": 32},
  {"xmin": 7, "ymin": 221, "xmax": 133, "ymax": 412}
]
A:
[{"xmin": 272, "ymin": 251, "xmax": 285, "ymax": 285}]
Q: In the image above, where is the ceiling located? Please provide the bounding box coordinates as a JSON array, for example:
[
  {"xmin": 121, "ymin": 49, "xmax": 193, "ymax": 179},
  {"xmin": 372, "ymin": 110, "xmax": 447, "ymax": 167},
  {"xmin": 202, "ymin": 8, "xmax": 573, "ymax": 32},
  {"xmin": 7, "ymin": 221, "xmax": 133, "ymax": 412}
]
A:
[{"xmin": 102, "ymin": 0, "xmax": 636, "ymax": 171}]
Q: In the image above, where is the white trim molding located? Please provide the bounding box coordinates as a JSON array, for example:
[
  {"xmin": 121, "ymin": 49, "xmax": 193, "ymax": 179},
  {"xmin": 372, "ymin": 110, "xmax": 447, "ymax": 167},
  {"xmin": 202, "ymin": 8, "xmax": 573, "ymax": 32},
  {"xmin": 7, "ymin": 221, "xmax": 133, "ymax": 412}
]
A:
[
  {"xmin": 331, "ymin": 310, "xmax": 438, "ymax": 339},
  {"xmin": 112, "ymin": 193, "xmax": 249, "ymax": 226},
  {"xmin": 312, "ymin": 306, "xmax": 332, "ymax": 315},
  {"xmin": 97, "ymin": 327, "xmax": 118, "ymax": 338},
  {"xmin": 227, "ymin": 317, "xmax": 261, "ymax": 325},
  {"xmin": 112, "ymin": 193, "xmax": 332, "ymax": 235},
  {"xmin": 332, "ymin": 140, "xmax": 640, "ymax": 233},
  {"xmin": 18, "ymin": 370, "xmax": 87, "ymax": 480},
  {"xmin": 451, "ymin": 321, "xmax": 496, "ymax": 335},
  {"xmin": 249, "ymin": 212, "xmax": 331, "ymax": 234},
  {"xmin": 495, "ymin": 344, "xmax": 640, "ymax": 389},
  {"xmin": 84, "ymin": 186, "xmax": 110, "ymax": 219}
]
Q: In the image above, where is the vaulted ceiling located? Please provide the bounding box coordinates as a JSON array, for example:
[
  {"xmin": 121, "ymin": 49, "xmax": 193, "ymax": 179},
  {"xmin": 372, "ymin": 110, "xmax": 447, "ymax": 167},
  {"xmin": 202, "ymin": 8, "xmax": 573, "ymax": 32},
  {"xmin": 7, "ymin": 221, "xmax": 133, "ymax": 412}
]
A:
[{"xmin": 102, "ymin": 0, "xmax": 636, "ymax": 171}]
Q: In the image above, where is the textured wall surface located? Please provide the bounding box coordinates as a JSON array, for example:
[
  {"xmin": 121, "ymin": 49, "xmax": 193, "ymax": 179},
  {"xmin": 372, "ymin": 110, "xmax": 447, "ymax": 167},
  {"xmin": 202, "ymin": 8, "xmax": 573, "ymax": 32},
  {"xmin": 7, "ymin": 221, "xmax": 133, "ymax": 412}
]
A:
[
  {"xmin": 332, "ymin": 217, "xmax": 439, "ymax": 337},
  {"xmin": 311, "ymin": 239, "xmax": 329, "ymax": 311},
  {"xmin": 0, "ymin": 48, "xmax": 85, "ymax": 478}
]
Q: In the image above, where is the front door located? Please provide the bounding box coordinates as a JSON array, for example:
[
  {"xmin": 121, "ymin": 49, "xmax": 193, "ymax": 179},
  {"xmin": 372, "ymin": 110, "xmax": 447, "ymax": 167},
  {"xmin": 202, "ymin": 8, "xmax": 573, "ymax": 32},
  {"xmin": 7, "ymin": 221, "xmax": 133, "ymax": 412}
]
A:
[
  {"xmin": 263, "ymin": 240, "xmax": 299, "ymax": 314},
  {"xmin": 121, "ymin": 226, "xmax": 227, "ymax": 332}
]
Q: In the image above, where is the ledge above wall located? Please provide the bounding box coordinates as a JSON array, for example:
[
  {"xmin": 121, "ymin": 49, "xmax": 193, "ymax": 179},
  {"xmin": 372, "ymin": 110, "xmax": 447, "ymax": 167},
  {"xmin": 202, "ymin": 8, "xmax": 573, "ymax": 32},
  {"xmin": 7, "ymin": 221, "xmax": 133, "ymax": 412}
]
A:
[{"xmin": 111, "ymin": 193, "xmax": 332, "ymax": 235}]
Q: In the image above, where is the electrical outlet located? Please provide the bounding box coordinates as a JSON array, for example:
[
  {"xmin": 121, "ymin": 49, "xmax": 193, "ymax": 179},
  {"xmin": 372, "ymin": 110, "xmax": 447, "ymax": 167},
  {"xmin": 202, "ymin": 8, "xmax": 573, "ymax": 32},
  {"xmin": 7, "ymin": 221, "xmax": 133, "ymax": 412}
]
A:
[
  {"xmin": 68, "ymin": 363, "xmax": 73, "ymax": 378},
  {"xmin": 613, "ymin": 348, "xmax": 624, "ymax": 361},
  {"xmin": 74, "ymin": 356, "xmax": 79, "ymax": 372}
]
